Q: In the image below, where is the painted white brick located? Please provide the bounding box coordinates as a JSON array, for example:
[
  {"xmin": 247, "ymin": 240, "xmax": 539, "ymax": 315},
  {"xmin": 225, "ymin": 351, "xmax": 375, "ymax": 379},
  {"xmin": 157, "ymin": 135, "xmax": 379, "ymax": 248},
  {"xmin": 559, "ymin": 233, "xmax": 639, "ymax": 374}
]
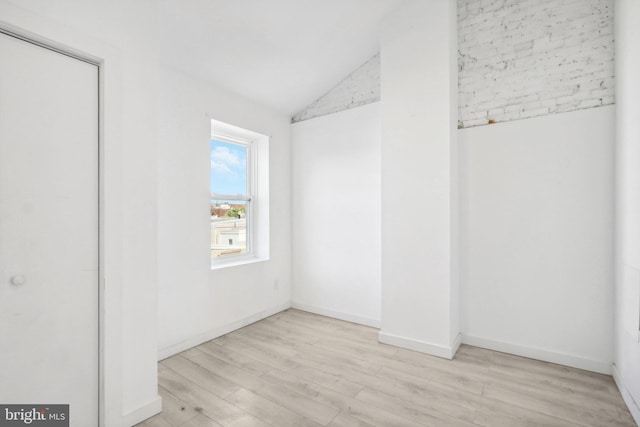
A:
[
  {"xmin": 601, "ymin": 95, "xmax": 615, "ymax": 104},
  {"xmin": 464, "ymin": 118, "xmax": 491, "ymax": 127},
  {"xmin": 294, "ymin": 0, "xmax": 614, "ymax": 126},
  {"xmin": 292, "ymin": 53, "xmax": 380, "ymax": 123},
  {"xmin": 458, "ymin": 0, "xmax": 614, "ymax": 128},
  {"xmin": 488, "ymin": 107, "xmax": 505, "ymax": 117},
  {"xmin": 579, "ymin": 99, "xmax": 603, "ymax": 109},
  {"xmin": 557, "ymin": 95, "xmax": 578, "ymax": 105}
]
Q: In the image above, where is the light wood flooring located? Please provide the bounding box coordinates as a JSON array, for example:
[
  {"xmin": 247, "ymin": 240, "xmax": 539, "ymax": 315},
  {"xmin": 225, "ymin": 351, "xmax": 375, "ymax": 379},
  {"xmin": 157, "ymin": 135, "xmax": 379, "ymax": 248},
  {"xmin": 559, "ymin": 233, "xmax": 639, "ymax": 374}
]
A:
[{"xmin": 137, "ymin": 309, "xmax": 636, "ymax": 427}]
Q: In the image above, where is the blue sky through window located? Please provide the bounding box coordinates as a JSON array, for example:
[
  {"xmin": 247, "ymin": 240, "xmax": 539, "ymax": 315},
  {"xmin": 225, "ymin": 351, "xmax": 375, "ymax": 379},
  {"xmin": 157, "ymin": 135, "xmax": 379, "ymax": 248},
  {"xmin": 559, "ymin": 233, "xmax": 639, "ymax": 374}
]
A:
[{"xmin": 210, "ymin": 139, "xmax": 247, "ymax": 196}]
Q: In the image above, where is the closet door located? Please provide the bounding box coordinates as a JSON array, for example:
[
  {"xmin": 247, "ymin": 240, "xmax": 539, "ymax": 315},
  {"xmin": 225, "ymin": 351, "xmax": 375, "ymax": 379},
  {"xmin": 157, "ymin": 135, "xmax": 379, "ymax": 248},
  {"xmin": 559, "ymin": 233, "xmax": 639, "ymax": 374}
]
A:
[{"xmin": 0, "ymin": 32, "xmax": 99, "ymax": 426}]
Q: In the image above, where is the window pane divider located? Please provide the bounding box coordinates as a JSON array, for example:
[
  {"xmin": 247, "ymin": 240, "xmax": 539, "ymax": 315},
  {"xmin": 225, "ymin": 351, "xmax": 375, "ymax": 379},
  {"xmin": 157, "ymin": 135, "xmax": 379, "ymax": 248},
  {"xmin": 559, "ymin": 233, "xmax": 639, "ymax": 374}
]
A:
[{"xmin": 211, "ymin": 193, "xmax": 252, "ymax": 202}]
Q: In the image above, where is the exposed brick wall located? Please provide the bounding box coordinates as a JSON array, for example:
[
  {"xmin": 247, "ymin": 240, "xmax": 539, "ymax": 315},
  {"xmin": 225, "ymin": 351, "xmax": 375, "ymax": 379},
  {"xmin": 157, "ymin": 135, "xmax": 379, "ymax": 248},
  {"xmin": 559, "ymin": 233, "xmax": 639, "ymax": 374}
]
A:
[
  {"xmin": 293, "ymin": 1, "xmax": 614, "ymax": 127},
  {"xmin": 458, "ymin": 0, "xmax": 614, "ymax": 128},
  {"xmin": 292, "ymin": 54, "xmax": 380, "ymax": 123}
]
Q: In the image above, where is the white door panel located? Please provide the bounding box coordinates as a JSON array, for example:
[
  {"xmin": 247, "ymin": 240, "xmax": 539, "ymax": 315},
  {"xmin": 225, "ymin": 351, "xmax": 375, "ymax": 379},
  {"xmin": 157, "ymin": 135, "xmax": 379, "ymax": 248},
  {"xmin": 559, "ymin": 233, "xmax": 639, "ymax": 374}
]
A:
[{"xmin": 0, "ymin": 32, "xmax": 99, "ymax": 426}]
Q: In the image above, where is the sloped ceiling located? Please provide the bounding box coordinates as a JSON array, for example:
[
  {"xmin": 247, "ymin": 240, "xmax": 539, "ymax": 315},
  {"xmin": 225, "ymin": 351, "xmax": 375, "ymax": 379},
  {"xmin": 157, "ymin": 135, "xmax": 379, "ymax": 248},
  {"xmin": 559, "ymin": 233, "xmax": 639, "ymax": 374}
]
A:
[{"xmin": 159, "ymin": 0, "xmax": 404, "ymax": 116}]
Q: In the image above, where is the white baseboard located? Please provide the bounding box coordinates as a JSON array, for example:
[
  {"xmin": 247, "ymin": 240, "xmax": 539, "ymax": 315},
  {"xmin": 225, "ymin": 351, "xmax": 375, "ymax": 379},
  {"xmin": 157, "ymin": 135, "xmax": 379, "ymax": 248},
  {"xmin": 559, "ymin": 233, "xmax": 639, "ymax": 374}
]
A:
[
  {"xmin": 463, "ymin": 333, "xmax": 612, "ymax": 375},
  {"xmin": 123, "ymin": 395, "xmax": 162, "ymax": 427},
  {"xmin": 612, "ymin": 364, "xmax": 640, "ymax": 426},
  {"xmin": 291, "ymin": 301, "xmax": 380, "ymax": 328},
  {"xmin": 157, "ymin": 302, "xmax": 290, "ymax": 360},
  {"xmin": 378, "ymin": 331, "xmax": 462, "ymax": 360}
]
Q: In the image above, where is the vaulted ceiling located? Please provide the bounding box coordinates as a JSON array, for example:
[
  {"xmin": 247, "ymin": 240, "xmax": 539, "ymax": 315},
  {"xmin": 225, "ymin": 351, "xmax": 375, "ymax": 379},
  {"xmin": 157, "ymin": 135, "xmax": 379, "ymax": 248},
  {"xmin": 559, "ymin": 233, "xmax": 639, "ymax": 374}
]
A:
[{"xmin": 159, "ymin": 0, "xmax": 405, "ymax": 116}]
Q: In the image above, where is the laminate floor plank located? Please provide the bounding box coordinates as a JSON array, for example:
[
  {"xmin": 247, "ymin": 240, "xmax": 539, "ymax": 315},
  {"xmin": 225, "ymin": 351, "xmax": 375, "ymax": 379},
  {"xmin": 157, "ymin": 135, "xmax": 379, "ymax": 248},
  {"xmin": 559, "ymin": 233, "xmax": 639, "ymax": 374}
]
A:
[
  {"xmin": 618, "ymin": 408, "xmax": 639, "ymax": 426},
  {"xmin": 316, "ymin": 335, "xmax": 399, "ymax": 358},
  {"xmin": 197, "ymin": 341, "xmax": 274, "ymax": 377},
  {"xmin": 215, "ymin": 331, "xmax": 299, "ymax": 359},
  {"xmin": 285, "ymin": 365, "xmax": 364, "ymax": 397},
  {"xmin": 179, "ymin": 414, "xmax": 224, "ymax": 427},
  {"xmin": 243, "ymin": 319, "xmax": 322, "ymax": 345},
  {"xmin": 156, "ymin": 386, "xmax": 201, "ymax": 426},
  {"xmin": 355, "ymin": 387, "xmax": 477, "ymax": 427},
  {"xmin": 487, "ymin": 364, "xmax": 626, "ymax": 412},
  {"xmin": 483, "ymin": 381, "xmax": 630, "ymax": 427},
  {"xmin": 181, "ymin": 349, "xmax": 274, "ymax": 390},
  {"xmin": 472, "ymin": 397, "xmax": 584, "ymax": 427},
  {"xmin": 371, "ymin": 365, "xmax": 483, "ymax": 415},
  {"xmin": 136, "ymin": 416, "xmax": 173, "ymax": 427},
  {"xmin": 259, "ymin": 314, "xmax": 330, "ymax": 341},
  {"xmin": 490, "ymin": 350, "xmax": 612, "ymax": 389},
  {"xmin": 238, "ymin": 378, "xmax": 339, "ymax": 425},
  {"xmin": 211, "ymin": 334, "xmax": 303, "ymax": 372},
  {"xmin": 327, "ymin": 413, "xmax": 377, "ymax": 427},
  {"xmin": 225, "ymin": 388, "xmax": 324, "ymax": 427},
  {"xmin": 260, "ymin": 368, "xmax": 360, "ymax": 411},
  {"xmin": 162, "ymin": 355, "xmax": 241, "ymax": 399},
  {"xmin": 183, "ymin": 348, "xmax": 340, "ymax": 425},
  {"xmin": 232, "ymin": 323, "xmax": 311, "ymax": 354},
  {"xmin": 157, "ymin": 365, "xmax": 271, "ymax": 427},
  {"xmin": 138, "ymin": 309, "xmax": 636, "ymax": 427},
  {"xmin": 276, "ymin": 309, "xmax": 374, "ymax": 335},
  {"xmin": 488, "ymin": 362, "xmax": 615, "ymax": 399},
  {"xmin": 394, "ymin": 345, "xmax": 491, "ymax": 377},
  {"xmin": 293, "ymin": 342, "xmax": 383, "ymax": 375},
  {"xmin": 259, "ymin": 315, "xmax": 353, "ymax": 343},
  {"xmin": 337, "ymin": 398, "xmax": 428, "ymax": 427},
  {"xmin": 266, "ymin": 312, "xmax": 378, "ymax": 344},
  {"xmin": 379, "ymin": 360, "xmax": 487, "ymax": 395},
  {"xmin": 304, "ymin": 338, "xmax": 399, "ymax": 370},
  {"xmin": 290, "ymin": 352, "xmax": 399, "ymax": 394},
  {"xmin": 261, "ymin": 368, "xmax": 435, "ymax": 427}
]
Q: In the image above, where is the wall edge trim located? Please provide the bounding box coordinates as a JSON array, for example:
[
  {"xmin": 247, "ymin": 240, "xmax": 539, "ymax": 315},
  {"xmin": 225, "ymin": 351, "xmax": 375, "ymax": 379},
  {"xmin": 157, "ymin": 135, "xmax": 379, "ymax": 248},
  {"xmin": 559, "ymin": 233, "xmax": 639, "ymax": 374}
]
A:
[
  {"xmin": 378, "ymin": 331, "xmax": 460, "ymax": 360},
  {"xmin": 122, "ymin": 395, "xmax": 162, "ymax": 427},
  {"xmin": 463, "ymin": 333, "xmax": 612, "ymax": 374},
  {"xmin": 157, "ymin": 302, "xmax": 290, "ymax": 361},
  {"xmin": 612, "ymin": 363, "xmax": 640, "ymax": 426},
  {"xmin": 291, "ymin": 301, "xmax": 380, "ymax": 328}
]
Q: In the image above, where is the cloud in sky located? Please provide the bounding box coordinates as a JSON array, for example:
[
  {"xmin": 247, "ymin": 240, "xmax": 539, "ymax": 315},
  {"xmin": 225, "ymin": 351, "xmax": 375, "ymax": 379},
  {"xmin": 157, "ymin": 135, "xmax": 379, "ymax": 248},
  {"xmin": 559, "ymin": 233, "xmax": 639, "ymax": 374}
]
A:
[
  {"xmin": 211, "ymin": 140, "xmax": 248, "ymax": 196},
  {"xmin": 211, "ymin": 161, "xmax": 232, "ymax": 175},
  {"xmin": 210, "ymin": 145, "xmax": 245, "ymax": 177}
]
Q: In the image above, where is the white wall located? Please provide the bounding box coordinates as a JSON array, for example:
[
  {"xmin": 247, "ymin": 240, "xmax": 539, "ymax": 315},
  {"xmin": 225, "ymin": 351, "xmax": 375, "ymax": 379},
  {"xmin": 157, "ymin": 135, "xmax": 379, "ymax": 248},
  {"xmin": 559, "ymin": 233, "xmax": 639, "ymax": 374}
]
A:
[
  {"xmin": 0, "ymin": 1, "xmax": 160, "ymax": 426},
  {"xmin": 379, "ymin": 0, "xmax": 460, "ymax": 358},
  {"xmin": 614, "ymin": 0, "xmax": 640, "ymax": 423},
  {"xmin": 157, "ymin": 66, "xmax": 292, "ymax": 359},
  {"xmin": 291, "ymin": 103, "xmax": 381, "ymax": 327},
  {"xmin": 459, "ymin": 106, "xmax": 614, "ymax": 374}
]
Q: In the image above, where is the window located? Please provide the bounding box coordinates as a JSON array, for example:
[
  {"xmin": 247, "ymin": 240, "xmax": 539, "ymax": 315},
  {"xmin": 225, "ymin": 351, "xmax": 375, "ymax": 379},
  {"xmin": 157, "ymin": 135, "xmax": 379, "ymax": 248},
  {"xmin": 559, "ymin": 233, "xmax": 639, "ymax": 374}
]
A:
[
  {"xmin": 210, "ymin": 119, "xmax": 269, "ymax": 268},
  {"xmin": 210, "ymin": 138, "xmax": 250, "ymax": 257}
]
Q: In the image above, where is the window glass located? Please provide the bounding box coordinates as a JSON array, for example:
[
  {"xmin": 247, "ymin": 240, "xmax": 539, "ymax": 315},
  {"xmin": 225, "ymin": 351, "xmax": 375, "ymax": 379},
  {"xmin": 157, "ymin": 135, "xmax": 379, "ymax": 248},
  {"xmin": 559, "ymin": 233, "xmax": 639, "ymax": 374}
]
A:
[{"xmin": 210, "ymin": 139, "xmax": 250, "ymax": 258}]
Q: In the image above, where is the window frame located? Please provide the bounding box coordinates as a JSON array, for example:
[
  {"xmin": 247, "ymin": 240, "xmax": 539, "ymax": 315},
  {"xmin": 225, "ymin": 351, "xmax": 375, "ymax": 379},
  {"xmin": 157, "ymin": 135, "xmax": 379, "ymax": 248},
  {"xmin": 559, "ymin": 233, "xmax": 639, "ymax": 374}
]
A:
[{"xmin": 210, "ymin": 119, "xmax": 269, "ymax": 269}]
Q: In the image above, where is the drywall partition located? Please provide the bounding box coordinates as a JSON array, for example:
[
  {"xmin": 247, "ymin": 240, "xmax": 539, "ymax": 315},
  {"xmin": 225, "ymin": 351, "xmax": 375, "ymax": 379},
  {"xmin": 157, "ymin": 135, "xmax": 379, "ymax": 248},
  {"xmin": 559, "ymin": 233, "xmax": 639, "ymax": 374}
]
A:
[
  {"xmin": 459, "ymin": 106, "xmax": 614, "ymax": 374},
  {"xmin": 157, "ymin": 67, "xmax": 292, "ymax": 360},
  {"xmin": 291, "ymin": 103, "xmax": 381, "ymax": 327},
  {"xmin": 614, "ymin": 0, "xmax": 640, "ymax": 423},
  {"xmin": 379, "ymin": 0, "xmax": 460, "ymax": 358},
  {"xmin": 0, "ymin": 1, "xmax": 161, "ymax": 425}
]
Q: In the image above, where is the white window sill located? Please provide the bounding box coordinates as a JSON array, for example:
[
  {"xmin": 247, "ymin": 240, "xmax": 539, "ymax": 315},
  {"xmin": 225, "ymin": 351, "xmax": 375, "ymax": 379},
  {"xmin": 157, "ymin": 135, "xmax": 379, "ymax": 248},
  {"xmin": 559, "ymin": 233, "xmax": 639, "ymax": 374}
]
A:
[{"xmin": 210, "ymin": 254, "xmax": 269, "ymax": 271}]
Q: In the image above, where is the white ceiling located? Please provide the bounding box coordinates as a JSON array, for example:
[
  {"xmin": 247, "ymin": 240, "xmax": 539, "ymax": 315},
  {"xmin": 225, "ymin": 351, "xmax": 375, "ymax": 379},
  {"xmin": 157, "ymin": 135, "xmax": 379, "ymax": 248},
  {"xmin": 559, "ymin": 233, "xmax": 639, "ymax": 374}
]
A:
[{"xmin": 159, "ymin": 0, "xmax": 405, "ymax": 116}]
